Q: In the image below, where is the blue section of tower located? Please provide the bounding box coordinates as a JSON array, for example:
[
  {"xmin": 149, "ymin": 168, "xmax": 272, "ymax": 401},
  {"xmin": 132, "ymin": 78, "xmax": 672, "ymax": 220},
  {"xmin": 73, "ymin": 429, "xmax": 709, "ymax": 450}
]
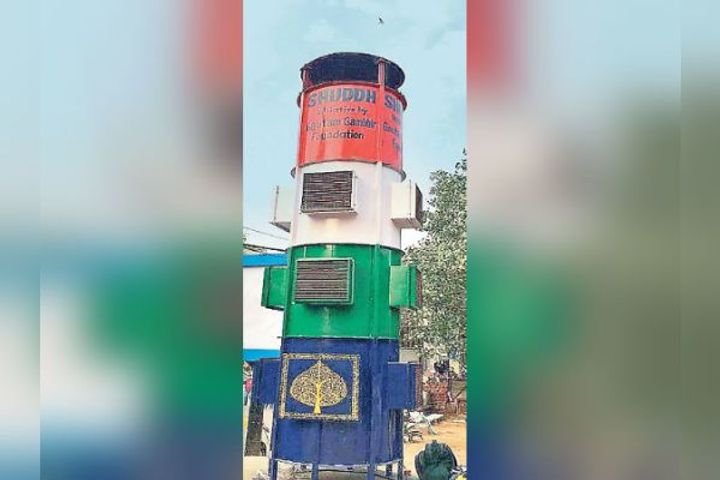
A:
[{"xmin": 252, "ymin": 338, "xmax": 418, "ymax": 467}]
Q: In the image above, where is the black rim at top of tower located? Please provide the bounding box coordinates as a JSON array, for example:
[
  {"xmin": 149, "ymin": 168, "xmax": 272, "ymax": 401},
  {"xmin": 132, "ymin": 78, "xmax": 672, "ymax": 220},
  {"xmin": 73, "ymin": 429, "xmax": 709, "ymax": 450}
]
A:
[{"xmin": 300, "ymin": 52, "xmax": 405, "ymax": 90}]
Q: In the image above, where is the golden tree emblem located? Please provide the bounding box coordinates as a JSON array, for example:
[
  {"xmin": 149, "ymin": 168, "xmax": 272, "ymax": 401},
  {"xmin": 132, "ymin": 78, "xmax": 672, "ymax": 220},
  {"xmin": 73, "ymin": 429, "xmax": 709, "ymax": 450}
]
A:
[{"xmin": 289, "ymin": 360, "xmax": 348, "ymax": 414}]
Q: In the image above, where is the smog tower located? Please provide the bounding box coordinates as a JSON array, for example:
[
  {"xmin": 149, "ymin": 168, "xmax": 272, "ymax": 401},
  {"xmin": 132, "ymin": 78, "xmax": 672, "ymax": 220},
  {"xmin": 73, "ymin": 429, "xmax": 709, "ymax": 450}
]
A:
[{"xmin": 253, "ymin": 52, "xmax": 423, "ymax": 480}]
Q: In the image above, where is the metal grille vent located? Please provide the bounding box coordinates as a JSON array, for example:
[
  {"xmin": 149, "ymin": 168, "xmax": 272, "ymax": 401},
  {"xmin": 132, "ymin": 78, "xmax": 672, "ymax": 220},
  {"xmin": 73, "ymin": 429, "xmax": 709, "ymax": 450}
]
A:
[
  {"xmin": 301, "ymin": 171, "xmax": 354, "ymax": 213},
  {"xmin": 294, "ymin": 258, "xmax": 353, "ymax": 304}
]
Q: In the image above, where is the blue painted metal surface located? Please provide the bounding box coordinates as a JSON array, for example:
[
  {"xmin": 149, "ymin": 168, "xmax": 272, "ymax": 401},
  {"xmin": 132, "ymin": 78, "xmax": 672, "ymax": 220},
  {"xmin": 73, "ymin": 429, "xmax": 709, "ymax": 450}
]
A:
[
  {"xmin": 253, "ymin": 338, "xmax": 419, "ymax": 467},
  {"xmin": 386, "ymin": 363, "xmax": 419, "ymax": 410},
  {"xmin": 252, "ymin": 358, "xmax": 280, "ymax": 405}
]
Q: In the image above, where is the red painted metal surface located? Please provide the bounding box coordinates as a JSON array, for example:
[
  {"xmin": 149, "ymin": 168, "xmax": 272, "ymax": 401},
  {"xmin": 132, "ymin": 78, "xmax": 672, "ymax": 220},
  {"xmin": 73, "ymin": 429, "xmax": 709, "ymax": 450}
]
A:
[{"xmin": 297, "ymin": 81, "xmax": 405, "ymax": 172}]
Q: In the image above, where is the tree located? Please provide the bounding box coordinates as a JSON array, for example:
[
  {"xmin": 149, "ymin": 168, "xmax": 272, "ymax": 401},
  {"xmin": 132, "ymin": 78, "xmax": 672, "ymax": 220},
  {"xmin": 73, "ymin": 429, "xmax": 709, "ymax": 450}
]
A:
[
  {"xmin": 290, "ymin": 361, "xmax": 348, "ymax": 414},
  {"xmin": 403, "ymin": 151, "xmax": 467, "ymax": 366}
]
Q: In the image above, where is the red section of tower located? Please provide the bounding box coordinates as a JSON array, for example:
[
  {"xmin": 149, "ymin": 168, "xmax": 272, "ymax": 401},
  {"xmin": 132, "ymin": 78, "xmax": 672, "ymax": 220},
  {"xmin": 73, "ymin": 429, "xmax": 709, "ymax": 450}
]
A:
[
  {"xmin": 296, "ymin": 53, "xmax": 407, "ymax": 173},
  {"xmin": 297, "ymin": 83, "xmax": 404, "ymax": 171}
]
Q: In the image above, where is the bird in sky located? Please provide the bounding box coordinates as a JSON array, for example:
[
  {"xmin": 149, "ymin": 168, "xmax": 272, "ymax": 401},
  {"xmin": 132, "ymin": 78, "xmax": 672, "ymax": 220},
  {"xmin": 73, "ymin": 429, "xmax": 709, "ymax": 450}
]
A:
[{"xmin": 378, "ymin": 17, "xmax": 385, "ymax": 25}]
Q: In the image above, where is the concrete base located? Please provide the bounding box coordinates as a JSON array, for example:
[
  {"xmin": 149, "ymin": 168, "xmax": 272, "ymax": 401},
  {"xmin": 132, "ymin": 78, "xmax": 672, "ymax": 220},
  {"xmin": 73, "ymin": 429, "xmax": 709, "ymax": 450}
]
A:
[{"xmin": 243, "ymin": 457, "xmax": 417, "ymax": 480}]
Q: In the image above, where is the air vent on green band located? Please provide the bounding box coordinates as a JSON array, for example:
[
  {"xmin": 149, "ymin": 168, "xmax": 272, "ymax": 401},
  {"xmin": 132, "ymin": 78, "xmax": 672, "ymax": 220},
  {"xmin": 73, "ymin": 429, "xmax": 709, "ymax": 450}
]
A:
[
  {"xmin": 301, "ymin": 171, "xmax": 356, "ymax": 214},
  {"xmin": 293, "ymin": 258, "xmax": 354, "ymax": 304}
]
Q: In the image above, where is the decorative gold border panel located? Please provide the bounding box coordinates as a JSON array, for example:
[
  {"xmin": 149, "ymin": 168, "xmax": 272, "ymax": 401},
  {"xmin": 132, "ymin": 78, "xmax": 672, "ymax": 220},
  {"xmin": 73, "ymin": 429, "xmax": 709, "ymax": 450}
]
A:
[{"xmin": 278, "ymin": 353, "xmax": 360, "ymax": 422}]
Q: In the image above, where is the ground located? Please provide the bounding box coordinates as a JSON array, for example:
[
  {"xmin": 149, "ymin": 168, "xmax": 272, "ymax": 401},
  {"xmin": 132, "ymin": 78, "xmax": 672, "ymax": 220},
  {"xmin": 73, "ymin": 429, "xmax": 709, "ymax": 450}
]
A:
[{"xmin": 243, "ymin": 417, "xmax": 466, "ymax": 479}]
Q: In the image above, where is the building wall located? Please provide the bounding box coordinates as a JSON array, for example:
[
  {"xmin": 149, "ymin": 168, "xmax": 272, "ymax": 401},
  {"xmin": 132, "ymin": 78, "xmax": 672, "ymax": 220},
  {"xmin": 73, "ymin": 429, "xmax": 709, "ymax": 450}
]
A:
[{"xmin": 243, "ymin": 264, "xmax": 283, "ymax": 356}]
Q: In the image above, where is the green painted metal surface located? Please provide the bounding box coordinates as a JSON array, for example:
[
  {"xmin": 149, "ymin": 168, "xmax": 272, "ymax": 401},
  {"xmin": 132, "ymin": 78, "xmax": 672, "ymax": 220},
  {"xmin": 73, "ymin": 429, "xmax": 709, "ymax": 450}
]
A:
[
  {"xmin": 389, "ymin": 265, "xmax": 421, "ymax": 309},
  {"xmin": 261, "ymin": 266, "xmax": 287, "ymax": 310},
  {"xmin": 282, "ymin": 244, "xmax": 404, "ymax": 339}
]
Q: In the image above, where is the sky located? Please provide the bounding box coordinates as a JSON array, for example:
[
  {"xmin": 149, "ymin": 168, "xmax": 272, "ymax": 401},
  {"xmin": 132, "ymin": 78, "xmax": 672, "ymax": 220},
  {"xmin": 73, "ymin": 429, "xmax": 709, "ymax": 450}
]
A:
[
  {"xmin": 28, "ymin": 0, "xmax": 681, "ymax": 247},
  {"xmin": 242, "ymin": 0, "xmax": 682, "ymax": 250},
  {"xmin": 243, "ymin": 0, "xmax": 467, "ymax": 250}
]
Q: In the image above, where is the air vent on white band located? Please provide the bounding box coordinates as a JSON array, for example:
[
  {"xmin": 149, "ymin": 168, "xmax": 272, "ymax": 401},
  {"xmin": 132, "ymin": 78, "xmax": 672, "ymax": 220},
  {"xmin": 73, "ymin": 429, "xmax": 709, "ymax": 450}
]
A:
[
  {"xmin": 301, "ymin": 171, "xmax": 356, "ymax": 214},
  {"xmin": 391, "ymin": 181, "xmax": 422, "ymax": 229}
]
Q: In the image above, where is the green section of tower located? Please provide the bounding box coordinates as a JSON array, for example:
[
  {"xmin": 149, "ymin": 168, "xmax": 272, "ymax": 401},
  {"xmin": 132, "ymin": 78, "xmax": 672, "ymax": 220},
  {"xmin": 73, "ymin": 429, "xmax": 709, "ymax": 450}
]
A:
[{"xmin": 283, "ymin": 244, "xmax": 403, "ymax": 339}]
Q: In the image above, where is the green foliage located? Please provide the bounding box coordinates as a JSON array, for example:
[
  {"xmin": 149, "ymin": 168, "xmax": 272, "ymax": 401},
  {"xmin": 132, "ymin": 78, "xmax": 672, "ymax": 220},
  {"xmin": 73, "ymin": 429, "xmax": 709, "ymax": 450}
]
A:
[{"xmin": 404, "ymin": 152, "xmax": 467, "ymax": 364}]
